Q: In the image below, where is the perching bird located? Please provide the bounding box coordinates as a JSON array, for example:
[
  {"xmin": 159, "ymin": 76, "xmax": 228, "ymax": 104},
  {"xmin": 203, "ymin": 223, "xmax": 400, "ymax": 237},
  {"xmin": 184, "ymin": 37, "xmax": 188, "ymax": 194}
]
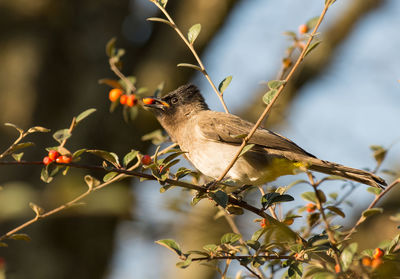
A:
[{"xmin": 143, "ymin": 84, "xmax": 386, "ymax": 188}]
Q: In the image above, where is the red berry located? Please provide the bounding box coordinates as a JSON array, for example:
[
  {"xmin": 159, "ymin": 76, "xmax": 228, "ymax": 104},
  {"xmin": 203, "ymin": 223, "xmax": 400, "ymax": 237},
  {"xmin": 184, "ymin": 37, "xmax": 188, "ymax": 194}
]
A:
[
  {"xmin": 260, "ymin": 218, "xmax": 269, "ymax": 228},
  {"xmin": 43, "ymin": 156, "xmax": 53, "ymax": 165},
  {"xmin": 335, "ymin": 264, "xmax": 340, "ymax": 273},
  {"xmin": 141, "ymin": 155, "xmax": 152, "ymax": 165},
  {"xmin": 126, "ymin": 94, "xmax": 137, "ymax": 107},
  {"xmin": 109, "ymin": 88, "xmax": 123, "ymax": 102},
  {"xmin": 48, "ymin": 150, "xmax": 60, "ymax": 161},
  {"xmin": 373, "ymin": 248, "xmax": 384, "ymax": 259},
  {"xmin": 120, "ymin": 94, "xmax": 128, "ymax": 105},
  {"xmin": 371, "ymin": 258, "xmax": 383, "ymax": 269},
  {"xmin": 56, "ymin": 155, "xmax": 72, "ymax": 164},
  {"xmin": 306, "ymin": 203, "xmax": 317, "ymax": 212},
  {"xmin": 298, "ymin": 24, "xmax": 308, "ymax": 34},
  {"xmin": 362, "ymin": 257, "xmax": 372, "ymax": 267}
]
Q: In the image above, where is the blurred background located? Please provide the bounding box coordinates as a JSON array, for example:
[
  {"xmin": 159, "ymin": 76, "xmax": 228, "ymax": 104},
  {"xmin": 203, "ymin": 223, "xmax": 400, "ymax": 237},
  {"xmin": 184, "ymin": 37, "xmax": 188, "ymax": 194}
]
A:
[{"xmin": 0, "ymin": 0, "xmax": 399, "ymax": 278}]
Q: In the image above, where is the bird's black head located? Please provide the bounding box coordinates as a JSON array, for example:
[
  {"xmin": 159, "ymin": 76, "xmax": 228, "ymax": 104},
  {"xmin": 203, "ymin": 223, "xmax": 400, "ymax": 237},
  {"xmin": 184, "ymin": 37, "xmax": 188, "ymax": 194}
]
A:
[{"xmin": 143, "ymin": 84, "xmax": 209, "ymax": 119}]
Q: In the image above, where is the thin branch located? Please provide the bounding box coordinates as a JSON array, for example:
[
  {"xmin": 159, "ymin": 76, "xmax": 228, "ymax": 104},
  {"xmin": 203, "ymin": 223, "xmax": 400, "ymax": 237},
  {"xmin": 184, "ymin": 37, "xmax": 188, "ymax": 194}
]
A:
[
  {"xmin": 344, "ymin": 178, "xmax": 400, "ymax": 241},
  {"xmin": 109, "ymin": 57, "xmax": 136, "ymax": 94},
  {"xmin": 212, "ymin": 0, "xmax": 333, "ymax": 185},
  {"xmin": 307, "ymin": 172, "xmax": 342, "ymax": 272},
  {"xmin": 151, "ymin": 0, "xmax": 229, "ymax": 113}
]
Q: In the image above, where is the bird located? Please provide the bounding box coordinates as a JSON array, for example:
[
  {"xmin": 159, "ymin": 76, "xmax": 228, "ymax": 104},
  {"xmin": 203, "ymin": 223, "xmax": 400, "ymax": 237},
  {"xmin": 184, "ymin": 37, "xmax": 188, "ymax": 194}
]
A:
[{"xmin": 143, "ymin": 84, "xmax": 386, "ymax": 188}]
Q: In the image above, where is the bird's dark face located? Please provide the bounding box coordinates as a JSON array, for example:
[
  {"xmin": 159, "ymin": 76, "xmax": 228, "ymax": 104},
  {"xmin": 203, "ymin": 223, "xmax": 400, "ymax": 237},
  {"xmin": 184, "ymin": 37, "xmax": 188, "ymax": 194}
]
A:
[{"xmin": 143, "ymin": 84, "xmax": 209, "ymax": 121}]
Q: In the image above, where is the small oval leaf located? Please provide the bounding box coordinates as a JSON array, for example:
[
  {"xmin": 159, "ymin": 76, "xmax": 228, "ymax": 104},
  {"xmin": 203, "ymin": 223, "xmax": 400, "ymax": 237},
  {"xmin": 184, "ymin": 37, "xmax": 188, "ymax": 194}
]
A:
[
  {"xmin": 218, "ymin": 76, "xmax": 232, "ymax": 95},
  {"xmin": 187, "ymin": 23, "xmax": 201, "ymax": 44}
]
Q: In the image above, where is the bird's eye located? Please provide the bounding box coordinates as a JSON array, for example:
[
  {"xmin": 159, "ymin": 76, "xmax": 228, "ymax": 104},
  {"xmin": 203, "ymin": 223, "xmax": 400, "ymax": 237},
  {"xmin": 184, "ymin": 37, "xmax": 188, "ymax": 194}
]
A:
[{"xmin": 171, "ymin": 97, "xmax": 178, "ymax": 104}]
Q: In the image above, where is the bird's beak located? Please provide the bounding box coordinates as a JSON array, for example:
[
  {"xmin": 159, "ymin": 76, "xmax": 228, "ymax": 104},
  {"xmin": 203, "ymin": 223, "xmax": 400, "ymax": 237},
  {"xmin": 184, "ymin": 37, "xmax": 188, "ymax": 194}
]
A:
[{"xmin": 142, "ymin": 97, "xmax": 170, "ymax": 110}]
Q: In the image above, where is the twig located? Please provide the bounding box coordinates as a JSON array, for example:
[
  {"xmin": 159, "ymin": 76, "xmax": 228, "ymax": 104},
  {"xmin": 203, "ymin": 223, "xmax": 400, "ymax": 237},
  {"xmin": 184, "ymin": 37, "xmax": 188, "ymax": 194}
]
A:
[
  {"xmin": 213, "ymin": 0, "xmax": 333, "ymax": 185},
  {"xmin": 109, "ymin": 57, "xmax": 136, "ymax": 94},
  {"xmin": 0, "ymin": 143, "xmax": 176, "ymax": 241},
  {"xmin": 150, "ymin": 0, "xmax": 229, "ymax": 113},
  {"xmin": 307, "ymin": 172, "xmax": 342, "ymax": 271},
  {"xmin": 344, "ymin": 178, "xmax": 400, "ymax": 241}
]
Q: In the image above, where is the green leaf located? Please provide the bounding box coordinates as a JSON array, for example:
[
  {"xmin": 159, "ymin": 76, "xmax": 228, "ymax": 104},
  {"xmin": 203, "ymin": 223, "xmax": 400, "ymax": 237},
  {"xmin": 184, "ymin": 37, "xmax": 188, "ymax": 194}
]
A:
[
  {"xmin": 12, "ymin": 152, "xmax": 24, "ymax": 162},
  {"xmin": 262, "ymin": 89, "xmax": 278, "ymax": 105},
  {"xmin": 362, "ymin": 207, "xmax": 383, "ymax": 218},
  {"xmin": 103, "ymin": 172, "xmax": 118, "ymax": 182},
  {"xmin": 4, "ymin": 122, "xmax": 23, "ymax": 134},
  {"xmin": 370, "ymin": 145, "xmax": 387, "ymax": 165},
  {"xmin": 27, "ymin": 126, "xmax": 50, "ymax": 134},
  {"xmin": 326, "ymin": 206, "xmax": 345, "ymax": 218},
  {"xmin": 251, "ymin": 228, "xmax": 266, "ymax": 241},
  {"xmin": 187, "ymin": 23, "xmax": 201, "ymax": 44},
  {"xmin": 367, "ymin": 186, "xmax": 383, "ymax": 196},
  {"xmin": 177, "ymin": 63, "xmax": 202, "ymax": 72},
  {"xmin": 53, "ymin": 129, "xmax": 71, "ymax": 144},
  {"xmin": 84, "ymin": 175, "xmax": 100, "ymax": 190},
  {"xmin": 106, "ymin": 37, "xmax": 117, "ymax": 57},
  {"xmin": 157, "ymin": 0, "xmax": 168, "ymax": 8},
  {"xmin": 218, "ymin": 76, "xmax": 232, "ymax": 95},
  {"xmin": 209, "ymin": 190, "xmax": 228, "ymax": 208},
  {"xmin": 146, "ymin": 17, "xmax": 173, "ymax": 27},
  {"xmin": 239, "ymin": 144, "xmax": 255, "ymax": 157},
  {"xmin": 175, "ymin": 167, "xmax": 193, "ymax": 180},
  {"xmin": 245, "ymin": 240, "xmax": 260, "ymax": 250},
  {"xmin": 76, "ymin": 108, "xmax": 96, "ymax": 124},
  {"xmin": 29, "ymin": 202, "xmax": 45, "ymax": 216},
  {"xmin": 301, "ymin": 192, "xmax": 317, "ymax": 203},
  {"xmin": 316, "ymin": 189, "xmax": 326, "ymax": 203},
  {"xmin": 283, "ymin": 31, "xmax": 297, "ymax": 39},
  {"xmin": 155, "ymin": 239, "xmax": 182, "ymax": 256},
  {"xmin": 72, "ymin": 148, "xmax": 87, "ymax": 159},
  {"xmin": 226, "ymin": 205, "xmax": 244, "ymax": 215},
  {"xmin": 141, "ymin": 129, "xmax": 168, "ymax": 145},
  {"xmin": 118, "ymin": 76, "xmax": 137, "ymax": 91},
  {"xmin": 341, "ymin": 243, "xmax": 358, "ymax": 271},
  {"xmin": 221, "ymin": 232, "xmax": 241, "ymax": 244},
  {"xmin": 9, "ymin": 233, "xmax": 31, "ymax": 241},
  {"xmin": 306, "ymin": 17, "xmax": 319, "ymax": 30},
  {"xmin": 123, "ymin": 150, "xmax": 139, "ymax": 167},
  {"xmin": 307, "ymin": 212, "xmax": 320, "ymax": 227},
  {"xmin": 329, "ymin": 192, "xmax": 338, "ymax": 200},
  {"xmin": 8, "ymin": 142, "xmax": 34, "ymax": 154},
  {"xmin": 304, "ymin": 40, "xmax": 321, "ymax": 57},
  {"xmin": 203, "ymin": 244, "xmax": 217, "ymax": 252},
  {"xmin": 163, "ymin": 151, "xmax": 186, "ymax": 165},
  {"xmin": 261, "ymin": 193, "xmax": 294, "ymax": 208},
  {"xmin": 87, "ymin": 150, "xmax": 120, "ymax": 167},
  {"xmin": 388, "ymin": 234, "xmax": 400, "ymax": 253},
  {"xmin": 267, "ymin": 80, "xmax": 286, "ymax": 89},
  {"xmin": 40, "ymin": 166, "xmax": 53, "ymax": 183},
  {"xmin": 176, "ymin": 258, "xmax": 192, "ymax": 269}
]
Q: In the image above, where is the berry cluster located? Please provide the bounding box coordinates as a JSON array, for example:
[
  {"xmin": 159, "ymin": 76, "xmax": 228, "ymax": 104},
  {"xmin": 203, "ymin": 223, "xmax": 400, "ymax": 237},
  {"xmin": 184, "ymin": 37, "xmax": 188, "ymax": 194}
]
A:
[
  {"xmin": 361, "ymin": 248, "xmax": 384, "ymax": 269},
  {"xmin": 43, "ymin": 150, "xmax": 71, "ymax": 165},
  {"xmin": 109, "ymin": 88, "xmax": 137, "ymax": 107}
]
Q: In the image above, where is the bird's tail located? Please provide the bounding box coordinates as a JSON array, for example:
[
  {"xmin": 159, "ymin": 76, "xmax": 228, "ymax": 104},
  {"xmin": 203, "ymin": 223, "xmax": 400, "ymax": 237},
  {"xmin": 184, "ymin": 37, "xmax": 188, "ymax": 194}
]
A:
[{"xmin": 306, "ymin": 158, "xmax": 386, "ymax": 189}]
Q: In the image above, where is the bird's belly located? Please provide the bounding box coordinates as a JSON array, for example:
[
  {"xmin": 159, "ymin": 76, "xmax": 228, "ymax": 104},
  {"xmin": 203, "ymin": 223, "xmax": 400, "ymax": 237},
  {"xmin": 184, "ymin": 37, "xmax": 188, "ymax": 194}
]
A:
[{"xmin": 182, "ymin": 141, "xmax": 298, "ymax": 185}]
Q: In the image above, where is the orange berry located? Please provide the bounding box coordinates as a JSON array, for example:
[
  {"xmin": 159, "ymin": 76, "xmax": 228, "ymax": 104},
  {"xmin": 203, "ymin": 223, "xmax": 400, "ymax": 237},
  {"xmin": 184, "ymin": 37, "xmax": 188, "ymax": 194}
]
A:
[
  {"xmin": 362, "ymin": 256, "xmax": 372, "ymax": 267},
  {"xmin": 260, "ymin": 218, "xmax": 270, "ymax": 228},
  {"xmin": 282, "ymin": 58, "xmax": 292, "ymax": 68},
  {"xmin": 120, "ymin": 94, "xmax": 128, "ymax": 105},
  {"xmin": 306, "ymin": 203, "xmax": 317, "ymax": 212},
  {"xmin": 43, "ymin": 156, "xmax": 53, "ymax": 165},
  {"xmin": 142, "ymin": 97, "xmax": 155, "ymax": 105},
  {"xmin": 373, "ymin": 248, "xmax": 384, "ymax": 259},
  {"xmin": 48, "ymin": 150, "xmax": 60, "ymax": 161},
  {"xmin": 126, "ymin": 94, "xmax": 137, "ymax": 107},
  {"xmin": 141, "ymin": 155, "xmax": 152, "ymax": 165},
  {"xmin": 334, "ymin": 264, "xmax": 341, "ymax": 273},
  {"xmin": 371, "ymin": 258, "xmax": 383, "ymax": 269},
  {"xmin": 298, "ymin": 24, "xmax": 308, "ymax": 34},
  {"xmin": 56, "ymin": 155, "xmax": 72, "ymax": 164},
  {"xmin": 109, "ymin": 88, "xmax": 123, "ymax": 102}
]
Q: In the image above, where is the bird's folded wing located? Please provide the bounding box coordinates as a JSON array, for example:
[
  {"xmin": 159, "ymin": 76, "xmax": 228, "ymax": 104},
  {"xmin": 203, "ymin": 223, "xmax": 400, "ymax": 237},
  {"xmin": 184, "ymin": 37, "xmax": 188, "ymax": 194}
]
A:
[{"xmin": 196, "ymin": 111, "xmax": 315, "ymax": 157}]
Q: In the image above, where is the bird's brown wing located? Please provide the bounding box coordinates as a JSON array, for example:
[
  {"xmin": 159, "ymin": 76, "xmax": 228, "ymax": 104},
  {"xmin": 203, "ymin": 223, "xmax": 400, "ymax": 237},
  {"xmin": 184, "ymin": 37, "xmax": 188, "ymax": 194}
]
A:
[{"xmin": 195, "ymin": 111, "xmax": 315, "ymax": 158}]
